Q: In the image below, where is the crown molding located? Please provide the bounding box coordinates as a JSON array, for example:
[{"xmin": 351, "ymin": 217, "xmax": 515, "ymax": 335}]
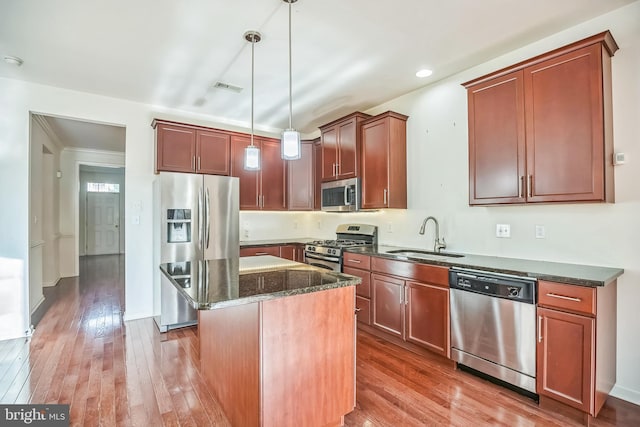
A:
[{"xmin": 31, "ymin": 114, "xmax": 64, "ymax": 151}]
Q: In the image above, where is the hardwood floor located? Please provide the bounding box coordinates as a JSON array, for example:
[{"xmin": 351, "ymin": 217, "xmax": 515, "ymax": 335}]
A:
[{"xmin": 1, "ymin": 254, "xmax": 638, "ymax": 426}]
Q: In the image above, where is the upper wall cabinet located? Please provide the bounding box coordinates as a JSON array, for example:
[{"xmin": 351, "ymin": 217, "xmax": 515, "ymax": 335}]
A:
[
  {"xmin": 153, "ymin": 120, "xmax": 230, "ymax": 175},
  {"xmin": 319, "ymin": 112, "xmax": 371, "ymax": 182},
  {"xmin": 361, "ymin": 111, "xmax": 409, "ymax": 209},
  {"xmin": 464, "ymin": 31, "xmax": 618, "ymax": 205},
  {"xmin": 287, "ymin": 141, "xmax": 315, "ymax": 211}
]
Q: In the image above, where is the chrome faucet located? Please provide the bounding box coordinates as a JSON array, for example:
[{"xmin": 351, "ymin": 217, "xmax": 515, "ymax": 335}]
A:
[{"xmin": 419, "ymin": 216, "xmax": 447, "ymax": 253}]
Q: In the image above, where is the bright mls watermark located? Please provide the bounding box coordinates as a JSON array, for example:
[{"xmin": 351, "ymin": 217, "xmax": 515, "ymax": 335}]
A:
[{"xmin": 0, "ymin": 405, "xmax": 69, "ymax": 426}]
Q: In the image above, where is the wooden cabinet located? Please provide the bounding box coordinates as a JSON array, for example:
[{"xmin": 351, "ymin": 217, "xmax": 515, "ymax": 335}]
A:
[
  {"xmin": 536, "ymin": 280, "xmax": 617, "ymax": 418},
  {"xmin": 153, "ymin": 120, "xmax": 230, "ymax": 175},
  {"xmin": 239, "ymin": 246, "xmax": 280, "ymax": 257},
  {"xmin": 287, "ymin": 142, "xmax": 314, "ymax": 211},
  {"xmin": 319, "ymin": 112, "xmax": 370, "ymax": 181},
  {"xmin": 279, "ymin": 244, "xmax": 304, "ymax": 262},
  {"xmin": 343, "ymin": 253, "xmax": 372, "ymax": 326},
  {"xmin": 313, "ymin": 139, "xmax": 322, "ymax": 210},
  {"xmin": 361, "ymin": 111, "xmax": 408, "ymax": 209},
  {"xmin": 464, "ymin": 31, "xmax": 618, "ymax": 205},
  {"xmin": 346, "ymin": 254, "xmax": 450, "ymax": 358},
  {"xmin": 230, "ymin": 135, "xmax": 287, "ymax": 210}
]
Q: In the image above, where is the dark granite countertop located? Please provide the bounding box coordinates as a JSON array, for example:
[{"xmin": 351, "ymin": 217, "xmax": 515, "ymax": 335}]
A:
[
  {"xmin": 160, "ymin": 255, "xmax": 360, "ymax": 310},
  {"xmin": 346, "ymin": 245, "xmax": 623, "ymax": 287},
  {"xmin": 239, "ymin": 238, "xmax": 320, "ymax": 248}
]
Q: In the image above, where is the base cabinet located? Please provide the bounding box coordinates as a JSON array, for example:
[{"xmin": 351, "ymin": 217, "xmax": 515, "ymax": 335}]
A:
[
  {"xmin": 344, "ymin": 253, "xmax": 450, "ymax": 358},
  {"xmin": 536, "ymin": 280, "xmax": 617, "ymax": 418},
  {"xmin": 240, "ymin": 244, "xmax": 304, "ymax": 262}
]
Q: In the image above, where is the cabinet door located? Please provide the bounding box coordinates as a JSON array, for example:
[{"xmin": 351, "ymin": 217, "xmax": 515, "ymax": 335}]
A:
[
  {"xmin": 361, "ymin": 118, "xmax": 389, "ymax": 209},
  {"xmin": 260, "ymin": 138, "xmax": 287, "ymax": 210},
  {"xmin": 342, "ymin": 266, "xmax": 371, "ymax": 298},
  {"xmin": 321, "ymin": 127, "xmax": 338, "ymax": 181},
  {"xmin": 197, "ymin": 130, "xmax": 230, "ymax": 175},
  {"xmin": 468, "ymin": 71, "xmax": 526, "ymax": 205},
  {"xmin": 230, "ymin": 136, "xmax": 260, "ymax": 210},
  {"xmin": 524, "ymin": 44, "xmax": 605, "ymax": 202},
  {"xmin": 336, "ymin": 118, "xmax": 357, "ymax": 179},
  {"xmin": 156, "ymin": 123, "xmax": 197, "ymax": 173},
  {"xmin": 279, "ymin": 245, "xmax": 296, "ymax": 261},
  {"xmin": 287, "ymin": 142, "xmax": 314, "ymax": 210},
  {"xmin": 405, "ymin": 281, "xmax": 449, "ymax": 357},
  {"xmin": 372, "ymin": 274, "xmax": 404, "ymax": 338},
  {"xmin": 313, "ymin": 140, "xmax": 322, "ymax": 210},
  {"xmin": 239, "ymin": 246, "xmax": 280, "ymax": 257},
  {"xmin": 537, "ymin": 307, "xmax": 594, "ymax": 413}
]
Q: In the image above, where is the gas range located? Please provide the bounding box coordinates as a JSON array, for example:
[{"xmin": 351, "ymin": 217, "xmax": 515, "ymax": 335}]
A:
[{"xmin": 304, "ymin": 224, "xmax": 378, "ymax": 272}]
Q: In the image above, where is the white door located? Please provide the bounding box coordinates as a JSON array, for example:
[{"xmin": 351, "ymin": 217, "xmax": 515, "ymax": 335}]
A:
[{"xmin": 86, "ymin": 192, "xmax": 120, "ymax": 255}]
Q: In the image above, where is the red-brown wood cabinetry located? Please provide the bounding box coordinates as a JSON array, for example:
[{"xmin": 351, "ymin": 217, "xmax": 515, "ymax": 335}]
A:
[
  {"xmin": 345, "ymin": 253, "xmax": 450, "ymax": 358},
  {"xmin": 313, "ymin": 139, "xmax": 322, "ymax": 210},
  {"xmin": 537, "ymin": 280, "xmax": 617, "ymax": 418},
  {"xmin": 287, "ymin": 142, "xmax": 314, "ymax": 211},
  {"xmin": 230, "ymin": 135, "xmax": 286, "ymax": 210},
  {"xmin": 239, "ymin": 246, "xmax": 281, "ymax": 257},
  {"xmin": 154, "ymin": 120, "xmax": 230, "ymax": 175},
  {"xmin": 319, "ymin": 112, "xmax": 370, "ymax": 181},
  {"xmin": 361, "ymin": 111, "xmax": 408, "ymax": 209},
  {"xmin": 464, "ymin": 31, "xmax": 618, "ymax": 205}
]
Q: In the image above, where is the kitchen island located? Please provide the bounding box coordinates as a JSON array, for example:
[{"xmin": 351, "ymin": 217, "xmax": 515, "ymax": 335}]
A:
[{"xmin": 160, "ymin": 256, "xmax": 361, "ymax": 427}]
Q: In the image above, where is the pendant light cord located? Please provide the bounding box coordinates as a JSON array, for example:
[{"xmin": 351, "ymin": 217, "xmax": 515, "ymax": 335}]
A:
[
  {"xmin": 251, "ymin": 35, "xmax": 255, "ymax": 147},
  {"xmin": 288, "ymin": 0, "xmax": 293, "ymax": 130}
]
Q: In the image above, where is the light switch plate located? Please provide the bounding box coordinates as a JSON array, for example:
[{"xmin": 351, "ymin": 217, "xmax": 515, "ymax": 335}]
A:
[
  {"xmin": 535, "ymin": 225, "xmax": 545, "ymax": 239},
  {"xmin": 496, "ymin": 224, "xmax": 511, "ymax": 238}
]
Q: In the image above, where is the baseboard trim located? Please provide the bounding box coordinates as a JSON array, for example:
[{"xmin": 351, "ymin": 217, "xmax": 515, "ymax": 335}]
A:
[
  {"xmin": 42, "ymin": 277, "xmax": 61, "ymax": 287},
  {"xmin": 123, "ymin": 312, "xmax": 151, "ymax": 322},
  {"xmin": 30, "ymin": 295, "xmax": 46, "ymax": 315},
  {"xmin": 610, "ymin": 384, "xmax": 640, "ymax": 405}
]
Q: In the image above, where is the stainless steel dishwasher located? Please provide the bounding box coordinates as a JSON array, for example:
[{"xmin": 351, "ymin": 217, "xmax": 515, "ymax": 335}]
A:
[{"xmin": 449, "ymin": 267, "xmax": 537, "ymax": 394}]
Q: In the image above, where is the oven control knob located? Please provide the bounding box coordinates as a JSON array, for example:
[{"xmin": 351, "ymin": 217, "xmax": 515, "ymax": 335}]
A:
[
  {"xmin": 508, "ymin": 287, "xmax": 519, "ymax": 297},
  {"xmin": 309, "ymin": 246, "xmax": 315, "ymax": 252}
]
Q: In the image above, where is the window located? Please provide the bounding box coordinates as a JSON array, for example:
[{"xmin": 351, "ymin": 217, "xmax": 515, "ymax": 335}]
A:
[{"xmin": 87, "ymin": 182, "xmax": 120, "ymax": 193}]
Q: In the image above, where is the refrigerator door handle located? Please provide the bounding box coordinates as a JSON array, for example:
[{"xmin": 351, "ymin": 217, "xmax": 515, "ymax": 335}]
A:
[
  {"xmin": 198, "ymin": 189, "xmax": 203, "ymax": 249},
  {"xmin": 205, "ymin": 188, "xmax": 211, "ymax": 249}
]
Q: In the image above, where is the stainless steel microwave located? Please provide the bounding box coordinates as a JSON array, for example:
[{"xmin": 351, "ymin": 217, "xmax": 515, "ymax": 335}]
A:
[{"xmin": 321, "ymin": 178, "xmax": 360, "ymax": 212}]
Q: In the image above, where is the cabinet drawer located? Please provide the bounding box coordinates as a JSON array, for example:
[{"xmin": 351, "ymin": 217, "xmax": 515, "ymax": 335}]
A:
[
  {"xmin": 371, "ymin": 257, "xmax": 449, "ymax": 287},
  {"xmin": 343, "ymin": 252, "xmax": 371, "ymax": 270},
  {"xmin": 355, "ymin": 296, "xmax": 371, "ymax": 325},
  {"xmin": 343, "ymin": 266, "xmax": 371, "ymax": 298},
  {"xmin": 240, "ymin": 246, "xmax": 281, "ymax": 257},
  {"xmin": 538, "ymin": 281, "xmax": 596, "ymax": 316}
]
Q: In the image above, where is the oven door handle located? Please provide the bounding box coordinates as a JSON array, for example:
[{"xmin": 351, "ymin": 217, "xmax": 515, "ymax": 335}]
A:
[{"xmin": 305, "ymin": 253, "xmax": 340, "ymax": 263}]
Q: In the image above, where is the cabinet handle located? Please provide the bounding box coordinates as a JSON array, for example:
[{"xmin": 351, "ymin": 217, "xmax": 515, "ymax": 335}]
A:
[
  {"xmin": 538, "ymin": 315, "xmax": 543, "ymax": 343},
  {"xmin": 404, "ymin": 286, "xmax": 408, "ymax": 305},
  {"xmin": 347, "ymin": 259, "xmax": 361, "ymax": 264},
  {"xmin": 519, "ymin": 176, "xmax": 524, "ymax": 198},
  {"xmin": 255, "ymin": 252, "xmax": 268, "ymax": 256},
  {"xmin": 261, "ymin": 195, "xmax": 265, "ymax": 208},
  {"xmin": 546, "ymin": 293, "xmax": 582, "ymax": 302},
  {"xmin": 355, "ymin": 308, "xmax": 362, "ymax": 313},
  {"xmin": 383, "ymin": 189, "xmax": 388, "ymax": 205},
  {"xmin": 197, "ymin": 156, "xmax": 201, "ymax": 170},
  {"xmin": 528, "ymin": 175, "xmax": 533, "ymax": 198},
  {"xmin": 192, "ymin": 156, "xmax": 196, "ymax": 170}
]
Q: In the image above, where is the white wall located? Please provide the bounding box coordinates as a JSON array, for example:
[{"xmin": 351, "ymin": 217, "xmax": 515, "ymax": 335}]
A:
[{"xmin": 0, "ymin": 0, "xmax": 637, "ymax": 403}]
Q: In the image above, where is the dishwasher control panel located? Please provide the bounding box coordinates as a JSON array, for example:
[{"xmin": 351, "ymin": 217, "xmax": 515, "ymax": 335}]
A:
[{"xmin": 449, "ymin": 268, "xmax": 536, "ymax": 304}]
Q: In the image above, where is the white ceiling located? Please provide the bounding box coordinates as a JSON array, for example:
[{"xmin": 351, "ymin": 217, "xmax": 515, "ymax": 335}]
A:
[
  {"xmin": 2, "ymin": 0, "xmax": 635, "ymax": 148},
  {"xmin": 38, "ymin": 115, "xmax": 126, "ymax": 152}
]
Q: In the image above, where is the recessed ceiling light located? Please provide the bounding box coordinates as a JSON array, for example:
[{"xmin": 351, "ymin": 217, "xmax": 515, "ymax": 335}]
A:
[
  {"xmin": 416, "ymin": 69, "xmax": 433, "ymax": 78},
  {"xmin": 4, "ymin": 55, "xmax": 24, "ymax": 66}
]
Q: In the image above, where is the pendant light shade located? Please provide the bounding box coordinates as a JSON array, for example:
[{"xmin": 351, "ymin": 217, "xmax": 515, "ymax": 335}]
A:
[
  {"xmin": 244, "ymin": 31, "xmax": 262, "ymax": 171},
  {"xmin": 281, "ymin": 0, "xmax": 301, "ymax": 161}
]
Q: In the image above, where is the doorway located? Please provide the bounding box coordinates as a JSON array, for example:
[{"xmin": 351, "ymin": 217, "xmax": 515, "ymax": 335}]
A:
[{"xmin": 79, "ymin": 165, "xmax": 125, "ymax": 257}]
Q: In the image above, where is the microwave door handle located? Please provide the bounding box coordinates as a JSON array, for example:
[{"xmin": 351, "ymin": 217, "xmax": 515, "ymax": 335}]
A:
[{"xmin": 344, "ymin": 186, "xmax": 349, "ymax": 205}]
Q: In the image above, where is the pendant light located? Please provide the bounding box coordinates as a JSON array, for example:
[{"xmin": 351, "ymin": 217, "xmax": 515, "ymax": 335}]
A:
[
  {"xmin": 281, "ymin": 0, "xmax": 301, "ymax": 160},
  {"xmin": 244, "ymin": 31, "xmax": 262, "ymax": 171}
]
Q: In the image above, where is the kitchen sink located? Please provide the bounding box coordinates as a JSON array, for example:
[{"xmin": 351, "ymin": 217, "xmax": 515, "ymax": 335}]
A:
[{"xmin": 386, "ymin": 249, "xmax": 465, "ymax": 259}]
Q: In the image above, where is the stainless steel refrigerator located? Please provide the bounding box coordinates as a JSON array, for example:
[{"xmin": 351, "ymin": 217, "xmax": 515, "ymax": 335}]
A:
[{"xmin": 153, "ymin": 172, "xmax": 239, "ymax": 332}]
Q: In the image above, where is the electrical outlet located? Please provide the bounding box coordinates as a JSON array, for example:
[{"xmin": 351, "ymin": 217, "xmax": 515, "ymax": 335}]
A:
[
  {"xmin": 535, "ymin": 225, "xmax": 546, "ymax": 239},
  {"xmin": 496, "ymin": 224, "xmax": 511, "ymax": 238},
  {"xmin": 243, "ymin": 228, "xmax": 249, "ymax": 238},
  {"xmin": 386, "ymin": 222, "xmax": 393, "ymax": 233},
  {"xmin": 317, "ymin": 220, "xmax": 321, "ymax": 229},
  {"xmin": 293, "ymin": 221, "xmax": 298, "ymax": 230}
]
